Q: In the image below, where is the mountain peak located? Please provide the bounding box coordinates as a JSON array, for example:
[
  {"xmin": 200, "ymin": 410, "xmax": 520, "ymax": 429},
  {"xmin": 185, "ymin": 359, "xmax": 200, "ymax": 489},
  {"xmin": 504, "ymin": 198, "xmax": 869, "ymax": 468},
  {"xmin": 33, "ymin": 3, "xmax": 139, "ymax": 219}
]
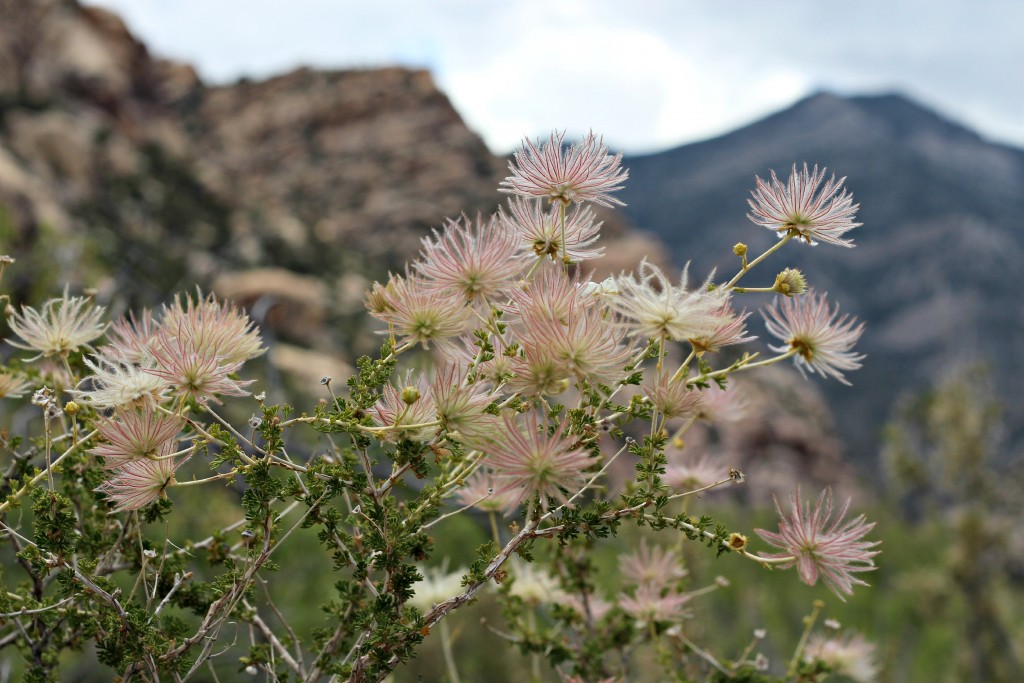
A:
[{"xmin": 781, "ymin": 90, "xmax": 982, "ymax": 145}]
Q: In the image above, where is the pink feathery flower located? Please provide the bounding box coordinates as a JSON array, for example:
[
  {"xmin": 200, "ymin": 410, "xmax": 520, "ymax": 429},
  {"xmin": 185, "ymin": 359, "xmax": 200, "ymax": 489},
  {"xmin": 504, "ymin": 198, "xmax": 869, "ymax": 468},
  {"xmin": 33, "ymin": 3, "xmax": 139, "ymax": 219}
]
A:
[
  {"xmin": 431, "ymin": 363, "xmax": 498, "ymax": 445},
  {"xmin": 804, "ymin": 632, "xmax": 878, "ymax": 683},
  {"xmin": 368, "ymin": 273, "xmax": 472, "ymax": 349},
  {"xmin": 518, "ymin": 299, "xmax": 634, "ymax": 388},
  {"xmin": 96, "ymin": 456, "xmax": 185, "ymax": 512},
  {"xmin": 506, "ymin": 352, "xmax": 571, "ymax": 398},
  {"xmin": 612, "ymin": 261, "xmax": 722, "ymax": 343},
  {"xmin": 500, "ymin": 197, "xmax": 604, "ymax": 262},
  {"xmin": 642, "ymin": 374, "xmax": 703, "ymax": 420},
  {"xmin": 695, "ymin": 382, "xmax": 747, "ymax": 424},
  {"xmin": 6, "ymin": 287, "xmax": 107, "ymax": 359},
  {"xmin": 91, "ymin": 409, "xmax": 183, "ymax": 468},
  {"xmin": 689, "ymin": 301, "xmax": 756, "ymax": 355},
  {"xmin": 506, "ymin": 263, "xmax": 582, "ymax": 326},
  {"xmin": 146, "ymin": 325, "xmax": 253, "ymax": 404},
  {"xmin": 160, "ymin": 292, "xmax": 265, "ymax": 365},
  {"xmin": 443, "ymin": 333, "xmax": 516, "ymax": 388},
  {"xmin": 487, "ymin": 412, "xmax": 592, "ymax": 510},
  {"xmin": 618, "ymin": 583, "xmax": 692, "ymax": 624},
  {"xmin": 101, "ymin": 309, "xmax": 161, "ymax": 364},
  {"xmin": 414, "ymin": 213, "xmax": 525, "ymax": 303},
  {"xmin": 619, "ymin": 539, "xmax": 687, "ymax": 590},
  {"xmin": 371, "ymin": 371, "xmax": 438, "ymax": 442},
  {"xmin": 763, "ymin": 289, "xmax": 865, "ymax": 385},
  {"xmin": 747, "ymin": 163, "xmax": 860, "ymax": 247},
  {"xmin": 755, "ymin": 488, "xmax": 879, "ymax": 600},
  {"xmin": 500, "ymin": 130, "xmax": 628, "ymax": 207}
]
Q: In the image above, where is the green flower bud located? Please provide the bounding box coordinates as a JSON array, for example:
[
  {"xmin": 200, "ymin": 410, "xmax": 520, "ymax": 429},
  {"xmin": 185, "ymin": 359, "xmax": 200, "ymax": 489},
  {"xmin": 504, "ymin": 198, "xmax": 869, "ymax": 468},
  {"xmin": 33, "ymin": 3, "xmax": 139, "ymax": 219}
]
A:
[
  {"xmin": 400, "ymin": 386, "xmax": 421, "ymax": 405},
  {"xmin": 773, "ymin": 268, "xmax": 807, "ymax": 296}
]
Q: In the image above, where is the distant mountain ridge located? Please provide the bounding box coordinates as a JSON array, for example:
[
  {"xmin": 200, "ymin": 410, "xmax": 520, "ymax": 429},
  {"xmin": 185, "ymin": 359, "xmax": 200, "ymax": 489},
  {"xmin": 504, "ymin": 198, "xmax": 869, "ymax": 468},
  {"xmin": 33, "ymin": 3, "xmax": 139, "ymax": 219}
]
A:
[{"xmin": 619, "ymin": 91, "xmax": 1024, "ymax": 463}]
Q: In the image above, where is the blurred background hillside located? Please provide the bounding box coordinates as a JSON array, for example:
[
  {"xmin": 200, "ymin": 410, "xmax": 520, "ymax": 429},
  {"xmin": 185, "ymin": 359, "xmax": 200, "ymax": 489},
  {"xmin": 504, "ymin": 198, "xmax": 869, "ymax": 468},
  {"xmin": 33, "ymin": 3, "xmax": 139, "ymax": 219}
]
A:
[{"xmin": 2, "ymin": 0, "xmax": 1023, "ymax": 680}]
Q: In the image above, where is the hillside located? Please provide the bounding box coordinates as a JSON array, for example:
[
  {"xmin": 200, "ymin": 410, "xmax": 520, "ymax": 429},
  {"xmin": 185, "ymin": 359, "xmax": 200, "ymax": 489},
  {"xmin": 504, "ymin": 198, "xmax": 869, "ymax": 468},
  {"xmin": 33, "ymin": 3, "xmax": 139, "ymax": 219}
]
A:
[{"xmin": 619, "ymin": 92, "xmax": 1024, "ymax": 463}]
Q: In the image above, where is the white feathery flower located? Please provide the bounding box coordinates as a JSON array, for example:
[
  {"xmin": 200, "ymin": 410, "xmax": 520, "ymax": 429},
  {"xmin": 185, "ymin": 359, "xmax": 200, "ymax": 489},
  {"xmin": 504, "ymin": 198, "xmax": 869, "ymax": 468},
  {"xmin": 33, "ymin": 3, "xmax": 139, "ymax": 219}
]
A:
[
  {"xmin": 612, "ymin": 261, "xmax": 722, "ymax": 342},
  {"xmin": 7, "ymin": 287, "xmax": 107, "ymax": 359}
]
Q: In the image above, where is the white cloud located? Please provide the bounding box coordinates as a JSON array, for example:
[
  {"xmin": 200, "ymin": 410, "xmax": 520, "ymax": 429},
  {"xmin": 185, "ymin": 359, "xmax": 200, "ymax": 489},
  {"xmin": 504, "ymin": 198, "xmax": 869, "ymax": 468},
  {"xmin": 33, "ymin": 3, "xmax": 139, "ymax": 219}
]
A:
[{"xmin": 97, "ymin": 0, "xmax": 1024, "ymax": 153}]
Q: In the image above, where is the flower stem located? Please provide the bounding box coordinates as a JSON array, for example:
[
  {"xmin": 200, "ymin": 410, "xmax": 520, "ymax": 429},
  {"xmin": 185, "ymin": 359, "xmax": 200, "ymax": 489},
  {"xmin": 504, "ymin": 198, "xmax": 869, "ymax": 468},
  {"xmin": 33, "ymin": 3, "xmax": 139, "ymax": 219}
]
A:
[
  {"xmin": 788, "ymin": 599, "xmax": 824, "ymax": 676},
  {"xmin": 724, "ymin": 233, "xmax": 793, "ymax": 289}
]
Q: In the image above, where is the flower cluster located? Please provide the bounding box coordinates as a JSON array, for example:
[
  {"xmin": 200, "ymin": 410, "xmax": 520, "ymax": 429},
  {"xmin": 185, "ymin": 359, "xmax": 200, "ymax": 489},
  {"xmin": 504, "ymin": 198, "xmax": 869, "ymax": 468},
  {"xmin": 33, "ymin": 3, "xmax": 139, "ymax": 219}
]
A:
[{"xmin": 0, "ymin": 128, "xmax": 878, "ymax": 683}]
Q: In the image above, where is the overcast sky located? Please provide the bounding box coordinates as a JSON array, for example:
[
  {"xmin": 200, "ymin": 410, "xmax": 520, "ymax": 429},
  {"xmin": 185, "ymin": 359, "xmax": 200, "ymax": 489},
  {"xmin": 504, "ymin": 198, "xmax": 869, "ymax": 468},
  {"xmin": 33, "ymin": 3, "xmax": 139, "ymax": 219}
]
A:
[{"xmin": 99, "ymin": 0, "xmax": 1024, "ymax": 155}]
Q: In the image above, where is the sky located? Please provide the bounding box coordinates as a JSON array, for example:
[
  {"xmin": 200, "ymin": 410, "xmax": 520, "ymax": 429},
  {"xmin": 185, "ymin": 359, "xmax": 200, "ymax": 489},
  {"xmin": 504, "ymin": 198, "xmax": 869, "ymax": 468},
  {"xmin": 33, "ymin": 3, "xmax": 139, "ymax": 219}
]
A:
[{"xmin": 98, "ymin": 0, "xmax": 1024, "ymax": 155}]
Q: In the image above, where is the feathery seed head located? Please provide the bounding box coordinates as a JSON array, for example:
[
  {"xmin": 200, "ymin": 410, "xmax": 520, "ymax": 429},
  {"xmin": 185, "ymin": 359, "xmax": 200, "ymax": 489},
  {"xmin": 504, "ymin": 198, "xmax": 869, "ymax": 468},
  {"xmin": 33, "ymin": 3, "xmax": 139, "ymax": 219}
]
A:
[
  {"xmin": 619, "ymin": 539, "xmax": 687, "ymax": 590},
  {"xmin": 507, "ymin": 352, "xmax": 571, "ymax": 398},
  {"xmin": 0, "ymin": 372, "xmax": 29, "ymax": 399},
  {"xmin": 803, "ymin": 632, "xmax": 878, "ymax": 683},
  {"xmin": 755, "ymin": 488, "xmax": 879, "ymax": 600},
  {"xmin": 453, "ymin": 470, "xmax": 522, "ymax": 516},
  {"xmin": 763, "ymin": 289, "xmax": 865, "ymax": 384},
  {"xmin": 145, "ymin": 325, "xmax": 253, "ymax": 404},
  {"xmin": 487, "ymin": 412, "xmax": 592, "ymax": 510},
  {"xmin": 747, "ymin": 163, "xmax": 860, "ymax": 247},
  {"xmin": 431, "ymin": 363, "xmax": 499, "ymax": 445},
  {"xmin": 414, "ymin": 213, "xmax": 525, "ymax": 303},
  {"xmin": 96, "ymin": 456, "xmax": 185, "ymax": 512},
  {"xmin": 409, "ymin": 565, "xmax": 467, "ymax": 612},
  {"xmin": 369, "ymin": 273, "xmax": 471, "ymax": 349},
  {"xmin": 92, "ymin": 409, "xmax": 183, "ymax": 468},
  {"xmin": 160, "ymin": 292, "xmax": 265, "ymax": 365},
  {"xmin": 500, "ymin": 130, "xmax": 627, "ymax": 208},
  {"xmin": 643, "ymin": 374, "xmax": 702, "ymax": 420},
  {"xmin": 517, "ymin": 297, "xmax": 633, "ymax": 388},
  {"xmin": 73, "ymin": 355, "xmax": 169, "ymax": 410},
  {"xmin": 664, "ymin": 453, "xmax": 728, "ymax": 492},
  {"xmin": 688, "ymin": 301, "xmax": 755, "ymax": 355},
  {"xmin": 500, "ymin": 198, "xmax": 604, "ymax": 262},
  {"xmin": 508, "ymin": 561, "xmax": 566, "ymax": 606},
  {"xmin": 619, "ymin": 584, "xmax": 692, "ymax": 625},
  {"xmin": 102, "ymin": 309, "xmax": 161, "ymax": 364},
  {"xmin": 7, "ymin": 287, "xmax": 107, "ymax": 359},
  {"xmin": 612, "ymin": 261, "xmax": 722, "ymax": 343},
  {"xmin": 372, "ymin": 371, "xmax": 437, "ymax": 442}
]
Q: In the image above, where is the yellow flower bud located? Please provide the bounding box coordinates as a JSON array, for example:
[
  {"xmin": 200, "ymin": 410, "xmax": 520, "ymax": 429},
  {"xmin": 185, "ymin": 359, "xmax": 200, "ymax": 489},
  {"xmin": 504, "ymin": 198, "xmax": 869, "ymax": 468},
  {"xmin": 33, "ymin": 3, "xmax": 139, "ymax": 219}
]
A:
[{"xmin": 773, "ymin": 268, "xmax": 807, "ymax": 296}]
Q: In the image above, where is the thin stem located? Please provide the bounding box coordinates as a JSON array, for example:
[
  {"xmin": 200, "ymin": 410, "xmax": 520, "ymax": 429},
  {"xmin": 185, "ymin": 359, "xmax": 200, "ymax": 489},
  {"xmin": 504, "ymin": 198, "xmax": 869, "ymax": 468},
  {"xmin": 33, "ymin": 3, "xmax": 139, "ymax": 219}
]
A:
[
  {"xmin": 559, "ymin": 201, "xmax": 567, "ymax": 265},
  {"xmin": 675, "ymin": 629, "xmax": 732, "ymax": 677},
  {"xmin": 724, "ymin": 233, "xmax": 793, "ymax": 289},
  {"xmin": 665, "ymin": 476, "xmax": 735, "ymax": 501},
  {"xmin": 669, "ymin": 349, "xmax": 696, "ymax": 384},
  {"xmin": 439, "ymin": 619, "xmax": 462, "ymax": 683},
  {"xmin": 685, "ymin": 349, "xmax": 796, "ymax": 387},
  {"xmin": 788, "ymin": 600, "xmax": 824, "ymax": 676},
  {"xmin": 172, "ymin": 470, "xmax": 238, "ymax": 488},
  {"xmin": 0, "ymin": 429, "xmax": 99, "ymax": 513}
]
